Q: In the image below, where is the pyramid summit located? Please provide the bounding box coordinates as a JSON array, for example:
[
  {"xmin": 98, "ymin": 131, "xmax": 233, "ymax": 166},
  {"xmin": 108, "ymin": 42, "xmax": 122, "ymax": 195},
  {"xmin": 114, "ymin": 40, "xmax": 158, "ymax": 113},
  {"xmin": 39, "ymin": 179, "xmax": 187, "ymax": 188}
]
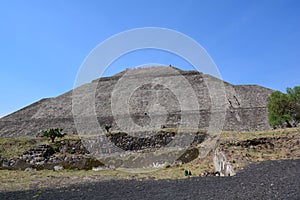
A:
[{"xmin": 0, "ymin": 66, "xmax": 272, "ymax": 137}]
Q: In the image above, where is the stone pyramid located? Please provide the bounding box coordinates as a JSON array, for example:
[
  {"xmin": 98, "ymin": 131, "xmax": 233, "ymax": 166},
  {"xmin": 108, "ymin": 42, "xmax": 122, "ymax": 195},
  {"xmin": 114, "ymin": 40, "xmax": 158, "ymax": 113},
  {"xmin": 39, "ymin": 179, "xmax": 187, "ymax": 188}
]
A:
[{"xmin": 0, "ymin": 66, "xmax": 272, "ymax": 137}]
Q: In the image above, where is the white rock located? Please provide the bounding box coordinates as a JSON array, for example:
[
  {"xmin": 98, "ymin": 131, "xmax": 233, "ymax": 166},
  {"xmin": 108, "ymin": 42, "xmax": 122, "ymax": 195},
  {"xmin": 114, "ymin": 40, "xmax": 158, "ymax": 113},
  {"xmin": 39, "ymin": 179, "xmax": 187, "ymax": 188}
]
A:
[
  {"xmin": 109, "ymin": 165, "xmax": 116, "ymax": 169},
  {"xmin": 54, "ymin": 165, "xmax": 64, "ymax": 171},
  {"xmin": 152, "ymin": 162, "xmax": 164, "ymax": 168},
  {"xmin": 92, "ymin": 166, "xmax": 105, "ymax": 171},
  {"xmin": 35, "ymin": 161, "xmax": 45, "ymax": 165},
  {"xmin": 213, "ymin": 149, "xmax": 236, "ymax": 176},
  {"xmin": 24, "ymin": 167, "xmax": 36, "ymax": 172}
]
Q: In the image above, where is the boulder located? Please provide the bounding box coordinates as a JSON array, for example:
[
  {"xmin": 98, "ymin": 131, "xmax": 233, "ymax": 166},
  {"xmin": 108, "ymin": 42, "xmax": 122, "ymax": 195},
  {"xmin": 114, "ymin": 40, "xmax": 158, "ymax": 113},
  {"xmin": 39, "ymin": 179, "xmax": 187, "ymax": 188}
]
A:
[{"xmin": 54, "ymin": 165, "xmax": 63, "ymax": 171}]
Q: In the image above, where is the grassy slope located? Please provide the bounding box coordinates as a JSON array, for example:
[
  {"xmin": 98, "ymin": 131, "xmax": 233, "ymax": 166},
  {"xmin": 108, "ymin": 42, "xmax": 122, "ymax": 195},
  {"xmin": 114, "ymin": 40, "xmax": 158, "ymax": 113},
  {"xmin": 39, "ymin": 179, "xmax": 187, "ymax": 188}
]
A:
[
  {"xmin": 0, "ymin": 128, "xmax": 299, "ymax": 191},
  {"xmin": 0, "ymin": 137, "xmax": 48, "ymax": 159}
]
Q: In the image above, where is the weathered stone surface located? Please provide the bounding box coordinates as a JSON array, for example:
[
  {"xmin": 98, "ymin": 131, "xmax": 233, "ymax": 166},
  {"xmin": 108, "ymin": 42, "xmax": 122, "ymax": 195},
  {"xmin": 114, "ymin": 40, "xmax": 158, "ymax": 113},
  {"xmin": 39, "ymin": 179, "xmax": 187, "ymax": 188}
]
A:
[
  {"xmin": 1, "ymin": 153, "xmax": 105, "ymax": 171},
  {"xmin": 107, "ymin": 131, "xmax": 175, "ymax": 151},
  {"xmin": 53, "ymin": 139, "xmax": 90, "ymax": 154},
  {"xmin": 0, "ymin": 67, "xmax": 272, "ymax": 137},
  {"xmin": 45, "ymin": 155, "xmax": 104, "ymax": 170},
  {"xmin": 53, "ymin": 165, "xmax": 63, "ymax": 171},
  {"xmin": 176, "ymin": 148, "xmax": 199, "ymax": 164},
  {"xmin": 24, "ymin": 167, "xmax": 36, "ymax": 171},
  {"xmin": 104, "ymin": 130, "xmax": 207, "ymax": 151},
  {"xmin": 213, "ymin": 149, "xmax": 235, "ymax": 176},
  {"xmin": 0, "ymin": 158, "xmax": 31, "ymax": 170},
  {"xmin": 21, "ymin": 144, "xmax": 55, "ymax": 161}
]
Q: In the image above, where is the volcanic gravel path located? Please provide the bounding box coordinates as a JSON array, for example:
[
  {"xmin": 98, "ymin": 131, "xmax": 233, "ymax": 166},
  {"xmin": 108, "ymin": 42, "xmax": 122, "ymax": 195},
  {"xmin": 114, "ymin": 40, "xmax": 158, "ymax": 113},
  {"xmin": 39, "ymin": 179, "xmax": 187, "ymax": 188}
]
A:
[{"xmin": 1, "ymin": 159, "xmax": 299, "ymax": 200}]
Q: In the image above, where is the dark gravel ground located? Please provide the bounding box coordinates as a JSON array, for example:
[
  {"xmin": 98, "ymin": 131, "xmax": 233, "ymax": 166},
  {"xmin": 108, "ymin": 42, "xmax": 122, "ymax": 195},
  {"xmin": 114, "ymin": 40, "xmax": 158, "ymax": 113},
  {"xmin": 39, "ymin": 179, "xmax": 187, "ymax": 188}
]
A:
[{"xmin": 1, "ymin": 159, "xmax": 299, "ymax": 200}]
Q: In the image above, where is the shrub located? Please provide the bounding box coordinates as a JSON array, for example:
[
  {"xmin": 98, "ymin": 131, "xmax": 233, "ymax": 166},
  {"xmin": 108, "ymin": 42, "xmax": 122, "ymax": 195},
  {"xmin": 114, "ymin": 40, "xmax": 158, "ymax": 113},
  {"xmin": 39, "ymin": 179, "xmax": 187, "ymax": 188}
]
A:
[
  {"xmin": 42, "ymin": 128, "xmax": 65, "ymax": 143},
  {"xmin": 104, "ymin": 124, "xmax": 112, "ymax": 132},
  {"xmin": 184, "ymin": 170, "xmax": 189, "ymax": 176},
  {"xmin": 53, "ymin": 145, "xmax": 60, "ymax": 152},
  {"xmin": 184, "ymin": 170, "xmax": 192, "ymax": 176}
]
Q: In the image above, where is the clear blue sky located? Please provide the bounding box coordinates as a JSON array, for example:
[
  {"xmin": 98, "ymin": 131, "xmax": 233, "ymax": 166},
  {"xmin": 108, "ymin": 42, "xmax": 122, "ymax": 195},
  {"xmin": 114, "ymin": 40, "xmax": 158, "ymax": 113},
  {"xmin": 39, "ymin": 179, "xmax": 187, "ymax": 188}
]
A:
[{"xmin": 0, "ymin": 0, "xmax": 299, "ymax": 118}]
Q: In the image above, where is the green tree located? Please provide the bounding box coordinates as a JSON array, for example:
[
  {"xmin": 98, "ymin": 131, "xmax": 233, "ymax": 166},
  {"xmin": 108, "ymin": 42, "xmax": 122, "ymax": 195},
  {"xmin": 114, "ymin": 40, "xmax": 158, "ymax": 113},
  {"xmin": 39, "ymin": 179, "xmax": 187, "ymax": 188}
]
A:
[
  {"xmin": 42, "ymin": 128, "xmax": 65, "ymax": 143},
  {"xmin": 267, "ymin": 91, "xmax": 291, "ymax": 127},
  {"xmin": 287, "ymin": 86, "xmax": 300, "ymax": 126},
  {"xmin": 267, "ymin": 86, "xmax": 300, "ymax": 128}
]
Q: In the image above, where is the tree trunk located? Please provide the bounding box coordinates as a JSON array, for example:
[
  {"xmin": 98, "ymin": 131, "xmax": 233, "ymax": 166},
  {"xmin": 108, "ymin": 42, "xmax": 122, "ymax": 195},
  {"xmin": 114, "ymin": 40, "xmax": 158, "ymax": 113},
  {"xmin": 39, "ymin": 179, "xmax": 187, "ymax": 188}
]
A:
[{"xmin": 286, "ymin": 120, "xmax": 292, "ymax": 128}]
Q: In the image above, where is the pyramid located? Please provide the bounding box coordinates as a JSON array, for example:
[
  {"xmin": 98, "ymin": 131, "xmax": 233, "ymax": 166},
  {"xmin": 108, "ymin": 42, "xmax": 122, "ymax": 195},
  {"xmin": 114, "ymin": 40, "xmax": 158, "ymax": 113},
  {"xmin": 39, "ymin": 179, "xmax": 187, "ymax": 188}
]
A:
[{"xmin": 0, "ymin": 66, "xmax": 272, "ymax": 137}]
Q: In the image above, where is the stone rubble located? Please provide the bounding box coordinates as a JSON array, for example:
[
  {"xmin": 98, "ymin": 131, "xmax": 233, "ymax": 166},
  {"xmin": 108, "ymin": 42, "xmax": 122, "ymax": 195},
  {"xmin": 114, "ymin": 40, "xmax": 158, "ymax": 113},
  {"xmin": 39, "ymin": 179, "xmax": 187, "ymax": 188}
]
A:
[{"xmin": 0, "ymin": 143, "xmax": 103, "ymax": 171}]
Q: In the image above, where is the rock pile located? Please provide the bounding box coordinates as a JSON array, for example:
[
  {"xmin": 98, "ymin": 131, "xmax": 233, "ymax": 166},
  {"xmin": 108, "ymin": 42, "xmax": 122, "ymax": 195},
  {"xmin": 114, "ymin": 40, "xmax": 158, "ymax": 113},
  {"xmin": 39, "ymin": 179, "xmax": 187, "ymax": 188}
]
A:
[
  {"xmin": 0, "ymin": 157, "xmax": 30, "ymax": 170},
  {"xmin": 0, "ymin": 144, "xmax": 103, "ymax": 171},
  {"xmin": 107, "ymin": 131, "xmax": 207, "ymax": 151},
  {"xmin": 45, "ymin": 155, "xmax": 104, "ymax": 170},
  {"xmin": 107, "ymin": 131, "xmax": 175, "ymax": 151},
  {"xmin": 21, "ymin": 144, "xmax": 55, "ymax": 165}
]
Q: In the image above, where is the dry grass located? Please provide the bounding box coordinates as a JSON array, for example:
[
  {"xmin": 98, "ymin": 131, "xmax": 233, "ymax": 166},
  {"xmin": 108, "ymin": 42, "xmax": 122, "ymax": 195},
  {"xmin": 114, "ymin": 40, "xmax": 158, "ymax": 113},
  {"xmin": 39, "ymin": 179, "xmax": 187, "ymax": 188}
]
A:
[
  {"xmin": 0, "ymin": 137, "xmax": 49, "ymax": 159},
  {"xmin": 0, "ymin": 163, "xmax": 214, "ymax": 192},
  {"xmin": 220, "ymin": 128, "xmax": 299, "ymax": 142}
]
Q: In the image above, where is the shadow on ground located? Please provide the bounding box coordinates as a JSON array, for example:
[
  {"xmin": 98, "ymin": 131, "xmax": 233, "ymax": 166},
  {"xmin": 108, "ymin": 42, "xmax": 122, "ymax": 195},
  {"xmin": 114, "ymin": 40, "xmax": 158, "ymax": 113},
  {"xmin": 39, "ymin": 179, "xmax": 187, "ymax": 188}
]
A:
[{"xmin": 1, "ymin": 159, "xmax": 299, "ymax": 200}]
